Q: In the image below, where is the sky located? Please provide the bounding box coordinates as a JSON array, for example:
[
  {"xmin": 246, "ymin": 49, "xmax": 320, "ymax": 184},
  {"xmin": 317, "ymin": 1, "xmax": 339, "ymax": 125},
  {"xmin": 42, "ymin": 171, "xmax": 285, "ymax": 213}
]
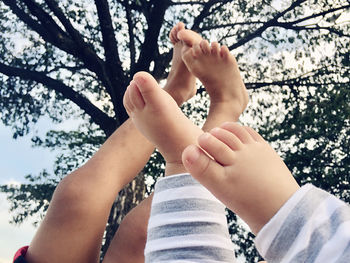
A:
[
  {"xmin": 0, "ymin": 119, "xmax": 67, "ymax": 262},
  {"xmin": 0, "ymin": 194, "xmax": 36, "ymax": 263}
]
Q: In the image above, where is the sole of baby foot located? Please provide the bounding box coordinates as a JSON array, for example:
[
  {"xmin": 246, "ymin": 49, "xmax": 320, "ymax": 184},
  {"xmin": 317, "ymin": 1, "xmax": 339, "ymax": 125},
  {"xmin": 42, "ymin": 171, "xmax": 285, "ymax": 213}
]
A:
[
  {"xmin": 124, "ymin": 71, "xmax": 204, "ymax": 176},
  {"xmin": 182, "ymin": 41, "xmax": 249, "ymax": 125}
]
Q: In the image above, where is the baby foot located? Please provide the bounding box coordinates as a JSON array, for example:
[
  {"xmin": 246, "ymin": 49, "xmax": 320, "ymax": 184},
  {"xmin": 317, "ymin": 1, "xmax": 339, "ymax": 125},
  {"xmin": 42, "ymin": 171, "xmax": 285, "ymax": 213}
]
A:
[
  {"xmin": 163, "ymin": 22, "xmax": 202, "ymax": 106},
  {"xmin": 182, "ymin": 122, "xmax": 300, "ymax": 234},
  {"xmin": 123, "ymin": 72, "xmax": 203, "ymax": 176},
  {"xmin": 178, "ymin": 35, "xmax": 249, "ymax": 127}
]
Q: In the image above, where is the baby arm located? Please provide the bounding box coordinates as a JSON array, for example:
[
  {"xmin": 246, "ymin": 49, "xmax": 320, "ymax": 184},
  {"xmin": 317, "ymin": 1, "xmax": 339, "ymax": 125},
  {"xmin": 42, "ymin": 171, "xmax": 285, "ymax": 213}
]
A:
[{"xmin": 255, "ymin": 184, "xmax": 350, "ymax": 262}]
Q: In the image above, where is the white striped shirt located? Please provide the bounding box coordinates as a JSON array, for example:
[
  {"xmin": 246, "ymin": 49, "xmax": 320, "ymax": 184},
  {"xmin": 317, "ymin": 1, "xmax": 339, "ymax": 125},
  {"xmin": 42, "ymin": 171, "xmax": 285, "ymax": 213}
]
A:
[
  {"xmin": 145, "ymin": 173, "xmax": 236, "ymax": 262},
  {"xmin": 256, "ymin": 184, "xmax": 350, "ymax": 262},
  {"xmin": 145, "ymin": 174, "xmax": 350, "ymax": 262}
]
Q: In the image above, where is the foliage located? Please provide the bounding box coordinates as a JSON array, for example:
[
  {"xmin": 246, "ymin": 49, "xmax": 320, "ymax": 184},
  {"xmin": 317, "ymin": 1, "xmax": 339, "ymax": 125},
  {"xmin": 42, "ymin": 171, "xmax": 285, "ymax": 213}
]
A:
[
  {"xmin": 0, "ymin": 0, "xmax": 349, "ymax": 261},
  {"xmin": 0, "ymin": 171, "xmax": 56, "ymax": 226}
]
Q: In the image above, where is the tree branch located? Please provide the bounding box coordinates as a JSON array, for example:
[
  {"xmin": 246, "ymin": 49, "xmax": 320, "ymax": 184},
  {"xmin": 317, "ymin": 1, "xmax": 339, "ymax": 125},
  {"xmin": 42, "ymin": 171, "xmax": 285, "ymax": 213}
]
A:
[
  {"xmin": 44, "ymin": 0, "xmax": 119, "ymax": 76},
  {"xmin": 134, "ymin": 0, "xmax": 171, "ymax": 73},
  {"xmin": 94, "ymin": 0, "xmax": 128, "ymax": 123},
  {"xmin": 37, "ymin": 0, "xmax": 113, "ymax": 78},
  {"xmin": 228, "ymin": 0, "xmax": 307, "ymax": 50},
  {"xmin": 4, "ymin": 1, "xmax": 111, "ymax": 86},
  {"xmin": 200, "ymin": 21, "xmax": 264, "ymax": 31},
  {"xmin": 270, "ymin": 4, "xmax": 350, "ymax": 38},
  {"xmin": 94, "ymin": 0, "xmax": 123, "ymax": 76},
  {"xmin": 244, "ymin": 81, "xmax": 346, "ymax": 90},
  {"xmin": 287, "ymin": 4, "xmax": 350, "ymax": 26},
  {"xmin": 44, "ymin": 0, "xmax": 87, "ymax": 46},
  {"xmin": 19, "ymin": 0, "xmax": 125, "ymax": 122},
  {"xmin": 117, "ymin": 0, "xmax": 143, "ymax": 13},
  {"xmin": 0, "ymin": 62, "xmax": 117, "ymax": 135},
  {"xmin": 2, "ymin": 0, "xmax": 75, "ymax": 52},
  {"xmin": 46, "ymin": 64, "xmax": 86, "ymax": 74},
  {"xmin": 22, "ymin": 0, "xmax": 68, "ymax": 38},
  {"xmin": 192, "ymin": 0, "xmax": 225, "ymax": 31},
  {"xmin": 125, "ymin": 1, "xmax": 137, "ymax": 71},
  {"xmin": 279, "ymin": 24, "xmax": 350, "ymax": 38},
  {"xmin": 169, "ymin": 1, "xmax": 206, "ymax": 6},
  {"xmin": 198, "ymin": 79, "xmax": 348, "ymax": 93},
  {"xmin": 152, "ymin": 50, "xmax": 172, "ymax": 81}
]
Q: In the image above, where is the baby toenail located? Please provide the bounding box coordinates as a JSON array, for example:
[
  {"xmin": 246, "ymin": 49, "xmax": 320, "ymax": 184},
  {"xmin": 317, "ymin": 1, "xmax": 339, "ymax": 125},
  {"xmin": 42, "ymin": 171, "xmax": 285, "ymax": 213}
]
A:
[
  {"xmin": 185, "ymin": 146, "xmax": 200, "ymax": 164},
  {"xmin": 210, "ymin": 127, "xmax": 221, "ymax": 134},
  {"xmin": 200, "ymin": 132, "xmax": 211, "ymax": 141}
]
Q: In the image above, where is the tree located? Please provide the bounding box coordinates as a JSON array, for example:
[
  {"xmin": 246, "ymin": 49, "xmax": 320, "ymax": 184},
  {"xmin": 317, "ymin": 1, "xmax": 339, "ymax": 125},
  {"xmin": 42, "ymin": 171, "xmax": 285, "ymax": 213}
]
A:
[{"xmin": 0, "ymin": 0, "xmax": 349, "ymax": 261}]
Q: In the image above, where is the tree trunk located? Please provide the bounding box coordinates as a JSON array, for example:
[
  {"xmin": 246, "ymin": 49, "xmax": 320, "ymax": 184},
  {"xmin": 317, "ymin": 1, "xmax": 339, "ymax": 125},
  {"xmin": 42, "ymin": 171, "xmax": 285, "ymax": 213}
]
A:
[{"xmin": 100, "ymin": 171, "xmax": 147, "ymax": 260}]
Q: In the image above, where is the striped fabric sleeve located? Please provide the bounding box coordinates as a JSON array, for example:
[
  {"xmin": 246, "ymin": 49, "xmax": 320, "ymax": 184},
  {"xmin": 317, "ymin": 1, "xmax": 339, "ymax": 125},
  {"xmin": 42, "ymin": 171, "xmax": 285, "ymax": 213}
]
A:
[
  {"xmin": 144, "ymin": 173, "xmax": 236, "ymax": 263},
  {"xmin": 255, "ymin": 184, "xmax": 350, "ymax": 263}
]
